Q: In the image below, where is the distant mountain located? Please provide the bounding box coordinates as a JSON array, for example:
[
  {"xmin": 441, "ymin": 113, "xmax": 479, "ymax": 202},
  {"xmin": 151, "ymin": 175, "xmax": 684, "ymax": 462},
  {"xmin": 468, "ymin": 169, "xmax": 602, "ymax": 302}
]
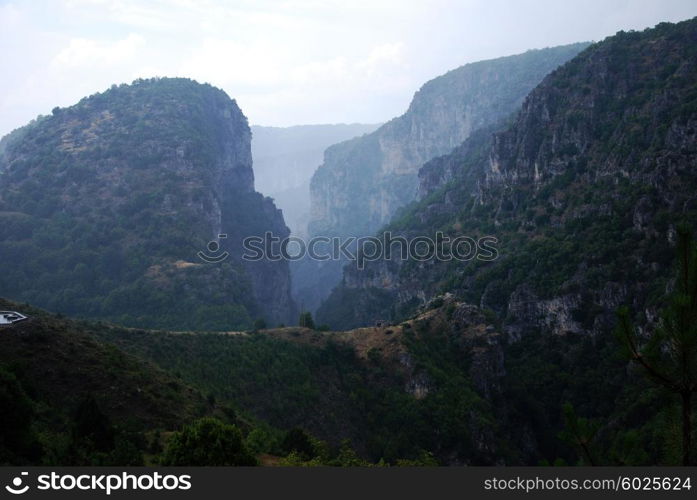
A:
[
  {"xmin": 251, "ymin": 123, "xmax": 380, "ymax": 236},
  {"xmin": 0, "ymin": 78, "xmax": 295, "ymax": 329},
  {"xmin": 309, "ymin": 42, "xmax": 590, "ymax": 240}
]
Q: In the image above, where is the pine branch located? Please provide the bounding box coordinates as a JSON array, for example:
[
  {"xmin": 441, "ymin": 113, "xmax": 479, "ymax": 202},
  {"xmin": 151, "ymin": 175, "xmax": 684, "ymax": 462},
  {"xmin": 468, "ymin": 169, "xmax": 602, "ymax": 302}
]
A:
[{"xmin": 617, "ymin": 312, "xmax": 679, "ymax": 392}]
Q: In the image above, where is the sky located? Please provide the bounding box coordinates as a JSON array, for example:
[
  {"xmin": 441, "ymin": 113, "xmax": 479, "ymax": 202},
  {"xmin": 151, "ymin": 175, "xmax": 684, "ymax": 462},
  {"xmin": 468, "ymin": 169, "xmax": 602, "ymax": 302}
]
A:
[{"xmin": 1, "ymin": 0, "xmax": 696, "ymax": 137}]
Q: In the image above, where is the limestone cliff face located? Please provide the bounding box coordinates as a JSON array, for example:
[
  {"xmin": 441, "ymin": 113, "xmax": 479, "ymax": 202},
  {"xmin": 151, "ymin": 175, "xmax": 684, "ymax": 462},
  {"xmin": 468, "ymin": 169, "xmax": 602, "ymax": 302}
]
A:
[
  {"xmin": 308, "ymin": 43, "xmax": 590, "ymax": 239},
  {"xmin": 318, "ymin": 19, "xmax": 697, "ymax": 336},
  {"xmin": 0, "ymin": 77, "xmax": 295, "ymax": 328}
]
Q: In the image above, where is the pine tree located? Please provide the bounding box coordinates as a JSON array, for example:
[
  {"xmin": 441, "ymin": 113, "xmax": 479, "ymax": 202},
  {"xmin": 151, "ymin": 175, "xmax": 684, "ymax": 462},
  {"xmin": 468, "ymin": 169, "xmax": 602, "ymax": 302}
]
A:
[
  {"xmin": 559, "ymin": 402, "xmax": 599, "ymax": 465},
  {"xmin": 616, "ymin": 225, "xmax": 697, "ymax": 465},
  {"xmin": 299, "ymin": 311, "xmax": 315, "ymax": 329}
]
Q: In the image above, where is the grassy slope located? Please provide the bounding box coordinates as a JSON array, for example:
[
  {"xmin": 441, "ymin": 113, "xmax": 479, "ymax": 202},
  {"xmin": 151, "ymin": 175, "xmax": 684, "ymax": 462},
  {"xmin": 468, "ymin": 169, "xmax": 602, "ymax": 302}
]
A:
[{"xmin": 92, "ymin": 298, "xmax": 507, "ymax": 464}]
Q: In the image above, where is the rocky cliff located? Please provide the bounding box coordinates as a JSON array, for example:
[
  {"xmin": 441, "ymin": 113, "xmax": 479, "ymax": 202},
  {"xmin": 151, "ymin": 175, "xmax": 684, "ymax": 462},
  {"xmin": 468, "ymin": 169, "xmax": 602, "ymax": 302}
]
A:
[
  {"xmin": 0, "ymin": 77, "xmax": 295, "ymax": 328},
  {"xmin": 308, "ymin": 42, "xmax": 590, "ymax": 239}
]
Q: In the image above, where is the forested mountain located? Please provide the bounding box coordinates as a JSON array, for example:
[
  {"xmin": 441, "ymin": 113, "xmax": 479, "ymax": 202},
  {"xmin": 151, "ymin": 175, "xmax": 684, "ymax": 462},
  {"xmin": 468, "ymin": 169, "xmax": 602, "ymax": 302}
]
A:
[
  {"xmin": 319, "ymin": 19, "xmax": 697, "ymax": 333},
  {"xmin": 251, "ymin": 123, "xmax": 380, "ymax": 236},
  {"xmin": 297, "ymin": 43, "xmax": 589, "ymax": 313},
  {"xmin": 5, "ymin": 296, "xmax": 482, "ymax": 466},
  {"xmin": 0, "ymin": 78, "xmax": 295, "ymax": 329}
]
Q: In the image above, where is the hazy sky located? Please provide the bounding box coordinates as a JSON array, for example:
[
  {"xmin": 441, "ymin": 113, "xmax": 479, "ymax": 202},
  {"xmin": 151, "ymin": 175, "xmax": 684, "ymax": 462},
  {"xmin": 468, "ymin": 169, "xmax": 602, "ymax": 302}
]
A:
[{"xmin": 1, "ymin": 0, "xmax": 696, "ymax": 136}]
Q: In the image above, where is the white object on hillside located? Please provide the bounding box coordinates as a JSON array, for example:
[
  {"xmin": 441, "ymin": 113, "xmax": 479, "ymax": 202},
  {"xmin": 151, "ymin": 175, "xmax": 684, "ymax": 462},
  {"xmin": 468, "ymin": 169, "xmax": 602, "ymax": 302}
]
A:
[{"xmin": 0, "ymin": 311, "xmax": 28, "ymax": 325}]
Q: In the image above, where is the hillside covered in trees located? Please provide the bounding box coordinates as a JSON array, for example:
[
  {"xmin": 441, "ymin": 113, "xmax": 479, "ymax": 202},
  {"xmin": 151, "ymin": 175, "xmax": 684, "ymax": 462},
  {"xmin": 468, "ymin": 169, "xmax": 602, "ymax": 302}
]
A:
[{"xmin": 0, "ymin": 78, "xmax": 295, "ymax": 330}]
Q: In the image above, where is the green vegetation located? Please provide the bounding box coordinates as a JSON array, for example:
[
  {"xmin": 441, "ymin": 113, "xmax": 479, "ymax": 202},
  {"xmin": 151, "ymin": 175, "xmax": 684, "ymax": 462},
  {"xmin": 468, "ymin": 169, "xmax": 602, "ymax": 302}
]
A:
[
  {"xmin": 5, "ymin": 290, "xmax": 688, "ymax": 466},
  {"xmin": 2, "ymin": 18, "xmax": 697, "ymax": 468},
  {"xmin": 558, "ymin": 403, "xmax": 600, "ymax": 466},
  {"xmin": 92, "ymin": 306, "xmax": 508, "ymax": 464},
  {"xmin": 0, "ymin": 298, "xmax": 212, "ymax": 465},
  {"xmin": 0, "ymin": 299, "xmax": 374, "ymax": 466},
  {"xmin": 0, "ymin": 365, "xmax": 41, "ymax": 464}
]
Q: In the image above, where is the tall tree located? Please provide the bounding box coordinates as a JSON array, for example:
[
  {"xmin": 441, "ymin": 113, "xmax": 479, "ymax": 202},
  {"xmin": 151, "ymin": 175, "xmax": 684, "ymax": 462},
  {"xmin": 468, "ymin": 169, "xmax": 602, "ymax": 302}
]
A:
[
  {"xmin": 616, "ymin": 226, "xmax": 697, "ymax": 465},
  {"xmin": 163, "ymin": 417, "xmax": 256, "ymax": 466}
]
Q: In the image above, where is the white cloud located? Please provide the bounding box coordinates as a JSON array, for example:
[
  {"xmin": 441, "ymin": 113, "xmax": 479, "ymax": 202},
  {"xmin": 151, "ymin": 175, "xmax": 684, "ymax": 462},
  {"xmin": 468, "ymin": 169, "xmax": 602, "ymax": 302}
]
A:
[
  {"xmin": 289, "ymin": 42, "xmax": 405, "ymax": 85},
  {"xmin": 177, "ymin": 37, "xmax": 288, "ymax": 88},
  {"xmin": 358, "ymin": 42, "xmax": 405, "ymax": 70},
  {"xmin": 51, "ymin": 33, "xmax": 145, "ymax": 69}
]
